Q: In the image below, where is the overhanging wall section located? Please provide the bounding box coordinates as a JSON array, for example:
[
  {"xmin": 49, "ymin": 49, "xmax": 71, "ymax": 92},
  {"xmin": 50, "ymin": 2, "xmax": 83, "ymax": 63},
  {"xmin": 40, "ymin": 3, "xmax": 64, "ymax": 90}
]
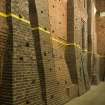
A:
[{"xmin": 33, "ymin": 0, "xmax": 60, "ymax": 105}]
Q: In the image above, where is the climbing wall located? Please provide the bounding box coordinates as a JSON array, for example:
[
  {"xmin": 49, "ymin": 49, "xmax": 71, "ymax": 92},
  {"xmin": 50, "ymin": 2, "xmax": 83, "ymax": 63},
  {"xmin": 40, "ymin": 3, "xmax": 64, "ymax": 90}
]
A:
[
  {"xmin": 88, "ymin": 0, "xmax": 100, "ymax": 84},
  {"xmin": 0, "ymin": 0, "xmax": 43, "ymax": 105},
  {"xmin": 73, "ymin": 0, "xmax": 90, "ymax": 95},
  {"xmin": 0, "ymin": 0, "xmax": 92, "ymax": 105},
  {"xmin": 48, "ymin": 0, "xmax": 78, "ymax": 104},
  {"xmin": 32, "ymin": 0, "xmax": 60, "ymax": 105}
]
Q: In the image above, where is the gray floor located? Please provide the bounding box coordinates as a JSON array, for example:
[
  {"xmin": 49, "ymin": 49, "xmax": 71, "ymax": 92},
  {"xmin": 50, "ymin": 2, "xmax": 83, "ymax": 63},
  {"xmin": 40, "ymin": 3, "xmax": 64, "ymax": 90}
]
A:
[{"xmin": 65, "ymin": 82, "xmax": 105, "ymax": 105}]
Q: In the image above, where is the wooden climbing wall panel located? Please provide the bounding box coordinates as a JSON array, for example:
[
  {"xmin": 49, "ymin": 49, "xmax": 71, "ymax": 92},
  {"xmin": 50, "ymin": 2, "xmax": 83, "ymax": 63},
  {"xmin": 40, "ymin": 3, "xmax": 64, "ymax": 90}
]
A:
[{"xmin": 48, "ymin": 0, "xmax": 78, "ymax": 104}]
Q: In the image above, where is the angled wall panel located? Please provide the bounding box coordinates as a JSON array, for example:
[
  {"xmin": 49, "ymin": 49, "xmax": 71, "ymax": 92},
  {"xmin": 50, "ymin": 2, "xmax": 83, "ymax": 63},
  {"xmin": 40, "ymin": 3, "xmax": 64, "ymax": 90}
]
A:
[
  {"xmin": 48, "ymin": 0, "xmax": 78, "ymax": 104},
  {"xmin": 0, "ymin": 0, "xmax": 43, "ymax": 105}
]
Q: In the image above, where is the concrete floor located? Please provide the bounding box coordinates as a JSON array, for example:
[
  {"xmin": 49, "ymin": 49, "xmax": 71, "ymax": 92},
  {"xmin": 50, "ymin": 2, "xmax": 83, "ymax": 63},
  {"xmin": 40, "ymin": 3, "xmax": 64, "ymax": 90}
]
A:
[{"xmin": 65, "ymin": 82, "xmax": 105, "ymax": 105}]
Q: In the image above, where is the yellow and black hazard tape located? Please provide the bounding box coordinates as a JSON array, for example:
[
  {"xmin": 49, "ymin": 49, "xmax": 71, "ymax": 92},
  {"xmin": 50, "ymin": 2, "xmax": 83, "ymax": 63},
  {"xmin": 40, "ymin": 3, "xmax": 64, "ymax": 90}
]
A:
[{"xmin": 0, "ymin": 12, "xmax": 105, "ymax": 58}]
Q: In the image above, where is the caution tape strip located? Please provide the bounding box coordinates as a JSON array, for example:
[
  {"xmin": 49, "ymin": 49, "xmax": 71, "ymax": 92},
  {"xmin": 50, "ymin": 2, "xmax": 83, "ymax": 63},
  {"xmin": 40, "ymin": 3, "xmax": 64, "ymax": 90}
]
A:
[
  {"xmin": 0, "ymin": 12, "xmax": 30, "ymax": 24},
  {"xmin": 0, "ymin": 12, "xmax": 105, "ymax": 58}
]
